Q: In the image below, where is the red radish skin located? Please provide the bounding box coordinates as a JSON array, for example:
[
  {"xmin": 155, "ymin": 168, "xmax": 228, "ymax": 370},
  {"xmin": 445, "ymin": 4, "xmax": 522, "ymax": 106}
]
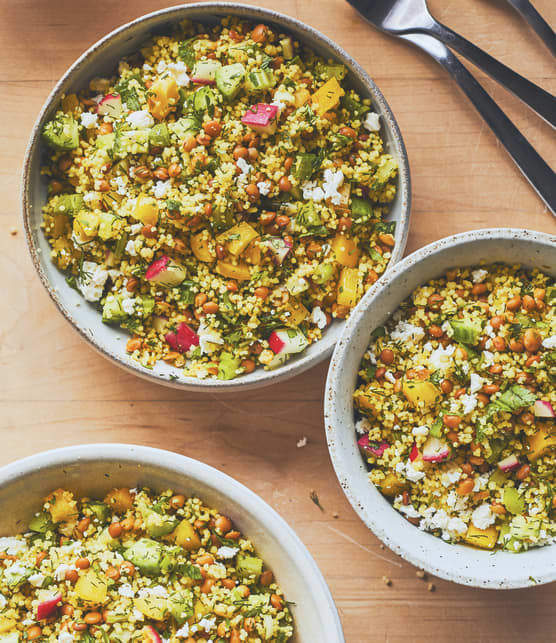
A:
[
  {"xmin": 533, "ymin": 400, "xmax": 555, "ymax": 418},
  {"xmin": 97, "ymin": 93, "xmax": 122, "ymax": 118},
  {"xmin": 357, "ymin": 436, "xmax": 389, "ymax": 457},
  {"xmin": 166, "ymin": 323, "xmax": 199, "ymax": 354},
  {"xmin": 145, "ymin": 256, "xmax": 170, "ymax": 280},
  {"xmin": 241, "ymin": 104, "xmax": 279, "ymax": 135},
  {"xmin": 422, "ymin": 436, "xmax": 450, "ymax": 463},
  {"xmin": 143, "ymin": 626, "xmax": 162, "ymax": 643},
  {"xmin": 268, "ymin": 331, "xmax": 286, "ymax": 354},
  {"xmin": 263, "ymin": 237, "xmax": 292, "ymax": 265},
  {"xmin": 191, "ymin": 78, "xmax": 216, "ymax": 86},
  {"xmin": 498, "ymin": 454, "xmax": 520, "ymax": 472},
  {"xmin": 409, "ymin": 443, "xmax": 419, "ymax": 462},
  {"xmin": 37, "ymin": 593, "xmax": 62, "ymax": 620}
]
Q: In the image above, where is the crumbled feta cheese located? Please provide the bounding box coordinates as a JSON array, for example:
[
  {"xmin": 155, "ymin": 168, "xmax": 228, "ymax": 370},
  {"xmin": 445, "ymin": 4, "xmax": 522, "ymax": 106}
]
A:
[
  {"xmin": 132, "ymin": 608, "xmax": 144, "ymax": 621},
  {"xmin": 114, "ymin": 176, "xmax": 127, "ymax": 196},
  {"xmin": 363, "ymin": 112, "xmax": 381, "ymax": 132},
  {"xmin": 441, "ymin": 467, "xmax": 462, "ymax": 488},
  {"xmin": 121, "ymin": 297, "xmax": 136, "ymax": 315},
  {"xmin": 28, "ymin": 572, "xmax": 45, "ymax": 587},
  {"xmin": 54, "ymin": 563, "xmax": 74, "ymax": 581},
  {"xmin": 118, "ymin": 583, "xmax": 134, "ymax": 598},
  {"xmin": 446, "ymin": 517, "xmax": 467, "ymax": 537},
  {"xmin": 153, "ymin": 179, "xmax": 171, "ymax": 199},
  {"xmin": 427, "ymin": 343, "xmax": 455, "ymax": 371},
  {"xmin": 412, "ymin": 425, "xmax": 429, "ymax": 437},
  {"xmin": 166, "ymin": 61, "xmax": 190, "ymax": 87},
  {"xmin": 271, "ymin": 89, "xmax": 295, "ymax": 114},
  {"xmin": 391, "ymin": 320, "xmax": 425, "ymax": 343},
  {"xmin": 384, "ymin": 371, "xmax": 396, "ymax": 384},
  {"xmin": 256, "ymin": 181, "xmax": 271, "ymax": 196},
  {"xmin": 198, "ymin": 618, "xmax": 216, "ymax": 633},
  {"xmin": 80, "ymin": 112, "xmax": 98, "ymax": 129},
  {"xmin": 198, "ymin": 320, "xmax": 224, "ymax": 355},
  {"xmin": 441, "ymin": 320, "xmax": 454, "ymax": 337},
  {"xmin": 78, "ymin": 262, "xmax": 109, "ymax": 302},
  {"xmin": 125, "ymin": 240, "xmax": 137, "ymax": 256},
  {"xmin": 471, "ymin": 503, "xmax": 495, "ymax": 530},
  {"xmin": 216, "ymin": 546, "xmax": 239, "ymax": 559},
  {"xmin": 0, "ymin": 594, "xmax": 6, "ymax": 609},
  {"xmin": 483, "ymin": 323, "xmax": 495, "ymax": 338},
  {"xmin": 130, "ymin": 223, "xmax": 143, "ymax": 235},
  {"xmin": 322, "ymin": 168, "xmax": 344, "ymax": 205},
  {"xmin": 399, "ymin": 504, "xmax": 421, "ymax": 519},
  {"xmin": 4, "ymin": 562, "xmax": 29, "ymax": 585},
  {"xmin": 301, "ymin": 181, "xmax": 325, "ymax": 202},
  {"xmin": 297, "ymin": 436, "xmax": 308, "ymax": 448},
  {"xmin": 469, "ymin": 373, "xmax": 484, "ymax": 393},
  {"xmin": 355, "ymin": 417, "xmax": 371, "ymax": 435},
  {"xmin": 542, "ymin": 335, "xmax": 556, "ymax": 349},
  {"xmin": 236, "ymin": 157, "xmax": 252, "ymax": 176},
  {"xmin": 156, "ymin": 60, "xmax": 167, "ymax": 73},
  {"xmin": 311, "ymin": 306, "xmax": 327, "ymax": 330},
  {"xmin": 404, "ymin": 460, "xmax": 425, "ymax": 482},
  {"xmin": 83, "ymin": 192, "xmax": 97, "ymax": 203},
  {"xmin": 151, "ymin": 585, "xmax": 169, "ymax": 597},
  {"xmin": 126, "ymin": 110, "xmax": 154, "ymax": 129},
  {"xmin": 143, "ymin": 63, "xmax": 152, "ymax": 71},
  {"xmin": 472, "ymin": 268, "xmax": 488, "ymax": 283},
  {"xmin": 0, "ymin": 537, "xmax": 26, "ymax": 554},
  {"xmin": 460, "ymin": 393, "xmax": 478, "ymax": 415},
  {"xmin": 175, "ymin": 624, "xmax": 190, "ymax": 638},
  {"xmin": 58, "ymin": 632, "xmax": 74, "ymax": 643},
  {"xmin": 482, "ymin": 350, "xmax": 495, "ymax": 366}
]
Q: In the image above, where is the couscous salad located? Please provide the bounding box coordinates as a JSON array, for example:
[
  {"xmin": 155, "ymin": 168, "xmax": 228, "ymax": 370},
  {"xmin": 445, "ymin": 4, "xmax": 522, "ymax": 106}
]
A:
[
  {"xmin": 354, "ymin": 264, "xmax": 555, "ymax": 551},
  {"xmin": 40, "ymin": 17, "xmax": 398, "ymax": 380},
  {"xmin": 0, "ymin": 487, "xmax": 293, "ymax": 643}
]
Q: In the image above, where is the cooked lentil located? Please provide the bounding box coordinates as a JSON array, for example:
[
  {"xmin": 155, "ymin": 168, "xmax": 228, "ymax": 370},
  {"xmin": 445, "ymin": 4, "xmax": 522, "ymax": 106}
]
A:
[
  {"xmin": 354, "ymin": 264, "xmax": 556, "ymax": 551},
  {"xmin": 40, "ymin": 17, "xmax": 398, "ymax": 381}
]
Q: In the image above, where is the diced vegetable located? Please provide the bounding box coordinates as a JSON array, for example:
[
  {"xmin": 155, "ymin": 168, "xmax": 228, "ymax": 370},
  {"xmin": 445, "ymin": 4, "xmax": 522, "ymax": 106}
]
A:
[
  {"xmin": 331, "ymin": 235, "xmax": 360, "ymax": 268},
  {"xmin": 293, "ymin": 153, "xmax": 316, "ymax": 182},
  {"xmin": 73, "ymin": 210, "xmax": 99, "ymax": 243},
  {"xmin": 261, "ymin": 236, "xmax": 292, "ymax": 265},
  {"xmin": 191, "ymin": 231, "xmax": 216, "ymax": 262},
  {"xmin": 45, "ymin": 489, "xmax": 77, "ymax": 523},
  {"xmin": 191, "ymin": 60, "xmax": 221, "ymax": 84},
  {"xmin": 245, "ymin": 69, "xmax": 276, "ymax": 93},
  {"xmin": 337, "ymin": 267, "xmax": 359, "ymax": 308},
  {"xmin": 43, "ymin": 114, "xmax": 79, "ymax": 151},
  {"xmin": 149, "ymin": 123, "xmax": 170, "ymax": 148},
  {"xmin": 357, "ymin": 435, "xmax": 389, "ymax": 458},
  {"xmin": 351, "ymin": 197, "xmax": 373, "ymax": 218},
  {"xmin": 75, "ymin": 569, "xmax": 108, "ymax": 603},
  {"xmin": 53, "ymin": 193, "xmax": 84, "ymax": 216},
  {"xmin": 377, "ymin": 472, "xmax": 406, "ymax": 497},
  {"xmin": 402, "ymin": 380, "xmax": 441, "ymax": 409},
  {"xmin": 133, "ymin": 196, "xmax": 159, "ymax": 226},
  {"xmin": 218, "ymin": 352, "xmax": 242, "ymax": 380},
  {"xmin": 241, "ymin": 103, "xmax": 279, "ymax": 135},
  {"xmin": 498, "ymin": 454, "xmax": 520, "ymax": 472},
  {"xmin": 280, "ymin": 37, "xmax": 294, "ymax": 59},
  {"xmin": 165, "ymin": 323, "xmax": 199, "ymax": 354},
  {"xmin": 124, "ymin": 539, "xmax": 163, "ymax": 576},
  {"xmin": 172, "ymin": 520, "xmax": 201, "ymax": 551},
  {"xmin": 97, "ymin": 93, "xmax": 122, "ymax": 118},
  {"xmin": 409, "ymin": 443, "xmax": 419, "ymax": 462},
  {"xmin": 489, "ymin": 385, "xmax": 537, "ymax": 414},
  {"xmin": 311, "ymin": 76, "xmax": 345, "ymax": 116},
  {"xmin": 422, "ymin": 436, "xmax": 450, "ymax": 462},
  {"xmin": 217, "ymin": 222, "xmax": 259, "ymax": 256},
  {"xmin": 503, "ymin": 487, "xmax": 525, "ymax": 515},
  {"xmin": 145, "ymin": 256, "xmax": 186, "ymax": 288},
  {"xmin": 526, "ymin": 425, "xmax": 556, "ymax": 461},
  {"xmin": 236, "ymin": 554, "xmax": 263, "ymax": 580},
  {"xmin": 215, "ymin": 63, "xmax": 246, "ymax": 100},
  {"xmin": 104, "ymin": 488, "xmax": 135, "ymax": 512},
  {"xmin": 533, "ymin": 400, "xmax": 555, "ymax": 418},
  {"xmin": 142, "ymin": 626, "xmax": 163, "ymax": 643},
  {"xmin": 279, "ymin": 297, "xmax": 309, "ymax": 327},
  {"xmin": 314, "ymin": 62, "xmax": 347, "ymax": 81},
  {"xmin": 167, "ymin": 591, "xmax": 194, "ymax": 625},
  {"xmin": 36, "ymin": 593, "xmax": 62, "ymax": 620},
  {"xmin": 216, "ymin": 259, "xmax": 251, "ymax": 281},
  {"xmin": 147, "ymin": 76, "xmax": 180, "ymax": 120},
  {"xmin": 449, "ymin": 320, "xmax": 481, "ymax": 346},
  {"xmin": 268, "ymin": 328, "xmax": 308, "ymax": 356},
  {"xmin": 463, "ymin": 524, "xmax": 498, "ymax": 550}
]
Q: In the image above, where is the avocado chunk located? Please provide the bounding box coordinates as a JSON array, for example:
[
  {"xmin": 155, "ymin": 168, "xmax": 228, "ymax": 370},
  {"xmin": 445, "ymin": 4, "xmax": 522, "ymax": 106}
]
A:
[
  {"xmin": 245, "ymin": 69, "xmax": 276, "ymax": 92},
  {"xmin": 449, "ymin": 319, "xmax": 481, "ymax": 346},
  {"xmin": 28, "ymin": 511, "xmax": 53, "ymax": 534},
  {"xmin": 149, "ymin": 123, "xmax": 170, "ymax": 148},
  {"xmin": 42, "ymin": 114, "xmax": 79, "ymax": 151},
  {"xmin": 102, "ymin": 295, "xmax": 128, "ymax": 324},
  {"xmin": 123, "ymin": 538, "xmax": 163, "ymax": 576},
  {"xmin": 169, "ymin": 116, "xmax": 200, "ymax": 140},
  {"xmin": 85, "ymin": 501, "xmax": 110, "ymax": 524},
  {"xmin": 350, "ymin": 196, "xmax": 373, "ymax": 218},
  {"xmin": 168, "ymin": 590, "xmax": 194, "ymax": 625},
  {"xmin": 217, "ymin": 351, "xmax": 241, "ymax": 380},
  {"xmin": 98, "ymin": 212, "xmax": 120, "ymax": 241},
  {"xmin": 53, "ymin": 193, "xmax": 84, "ymax": 216},
  {"xmin": 503, "ymin": 487, "xmax": 525, "ymax": 515},
  {"xmin": 315, "ymin": 62, "xmax": 347, "ymax": 81},
  {"xmin": 215, "ymin": 63, "xmax": 246, "ymax": 100},
  {"xmin": 137, "ymin": 499, "xmax": 178, "ymax": 538},
  {"xmin": 293, "ymin": 153, "xmax": 316, "ymax": 182},
  {"xmin": 236, "ymin": 554, "xmax": 263, "ymax": 580}
]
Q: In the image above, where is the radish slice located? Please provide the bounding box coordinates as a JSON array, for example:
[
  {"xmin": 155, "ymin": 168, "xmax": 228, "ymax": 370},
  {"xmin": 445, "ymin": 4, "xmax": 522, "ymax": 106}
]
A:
[
  {"xmin": 37, "ymin": 593, "xmax": 62, "ymax": 620},
  {"xmin": 191, "ymin": 77, "xmax": 216, "ymax": 85},
  {"xmin": 97, "ymin": 93, "xmax": 122, "ymax": 118},
  {"xmin": 498, "ymin": 454, "xmax": 520, "ymax": 472},
  {"xmin": 145, "ymin": 255, "xmax": 186, "ymax": 288},
  {"xmin": 241, "ymin": 104, "xmax": 279, "ymax": 135},
  {"xmin": 262, "ymin": 236, "xmax": 292, "ymax": 265},
  {"xmin": 358, "ymin": 435, "xmax": 389, "ymax": 457},
  {"xmin": 268, "ymin": 331, "xmax": 286, "ymax": 354},
  {"xmin": 267, "ymin": 329, "xmax": 308, "ymax": 369},
  {"xmin": 143, "ymin": 626, "xmax": 162, "ymax": 643},
  {"xmin": 534, "ymin": 400, "xmax": 555, "ymax": 418},
  {"xmin": 422, "ymin": 436, "xmax": 450, "ymax": 462},
  {"xmin": 165, "ymin": 323, "xmax": 199, "ymax": 354},
  {"xmin": 409, "ymin": 443, "xmax": 419, "ymax": 462}
]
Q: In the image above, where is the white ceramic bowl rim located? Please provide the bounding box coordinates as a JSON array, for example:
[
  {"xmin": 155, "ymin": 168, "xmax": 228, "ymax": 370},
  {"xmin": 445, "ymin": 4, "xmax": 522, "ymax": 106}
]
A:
[
  {"xmin": 325, "ymin": 228, "xmax": 556, "ymax": 589},
  {"xmin": 0, "ymin": 443, "xmax": 344, "ymax": 641},
  {"xmin": 21, "ymin": 2, "xmax": 410, "ymax": 392}
]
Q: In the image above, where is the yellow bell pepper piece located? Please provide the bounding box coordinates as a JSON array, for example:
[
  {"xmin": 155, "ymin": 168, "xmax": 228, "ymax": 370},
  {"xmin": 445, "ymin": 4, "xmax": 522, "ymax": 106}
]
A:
[
  {"xmin": 464, "ymin": 524, "xmax": 499, "ymax": 550},
  {"xmin": 217, "ymin": 222, "xmax": 259, "ymax": 256},
  {"xmin": 191, "ymin": 231, "xmax": 215, "ymax": 263},
  {"xmin": 147, "ymin": 76, "xmax": 180, "ymax": 120},
  {"xmin": 172, "ymin": 519, "xmax": 201, "ymax": 551},
  {"xmin": 216, "ymin": 260, "xmax": 252, "ymax": 281},
  {"xmin": 337, "ymin": 267, "xmax": 359, "ymax": 308},
  {"xmin": 45, "ymin": 489, "xmax": 78, "ymax": 523},
  {"xmin": 75, "ymin": 569, "xmax": 108, "ymax": 604},
  {"xmin": 243, "ymin": 240, "xmax": 262, "ymax": 265},
  {"xmin": 73, "ymin": 211, "xmax": 99, "ymax": 243},
  {"xmin": 354, "ymin": 387, "xmax": 383, "ymax": 416},
  {"xmin": 104, "ymin": 488, "xmax": 135, "ymax": 513},
  {"xmin": 134, "ymin": 594, "xmax": 167, "ymax": 620},
  {"xmin": 311, "ymin": 77, "xmax": 345, "ymax": 116},
  {"xmin": 279, "ymin": 297, "xmax": 309, "ymax": 327},
  {"xmin": 294, "ymin": 88, "xmax": 311, "ymax": 108},
  {"xmin": 331, "ymin": 235, "xmax": 360, "ymax": 268},
  {"xmin": 402, "ymin": 380, "xmax": 441, "ymax": 409},
  {"xmin": 527, "ymin": 425, "xmax": 556, "ymax": 461},
  {"xmin": 133, "ymin": 196, "xmax": 159, "ymax": 226}
]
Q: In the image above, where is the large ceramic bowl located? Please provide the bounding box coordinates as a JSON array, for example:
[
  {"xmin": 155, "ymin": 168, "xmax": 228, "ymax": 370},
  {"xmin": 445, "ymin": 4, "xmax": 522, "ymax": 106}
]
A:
[
  {"xmin": 0, "ymin": 443, "xmax": 344, "ymax": 642},
  {"xmin": 21, "ymin": 3, "xmax": 410, "ymax": 392},
  {"xmin": 325, "ymin": 228, "xmax": 556, "ymax": 589}
]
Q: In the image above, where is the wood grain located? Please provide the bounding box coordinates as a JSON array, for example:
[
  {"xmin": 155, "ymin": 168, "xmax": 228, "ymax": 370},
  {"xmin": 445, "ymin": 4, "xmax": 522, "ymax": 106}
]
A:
[{"xmin": 1, "ymin": 1, "xmax": 555, "ymax": 641}]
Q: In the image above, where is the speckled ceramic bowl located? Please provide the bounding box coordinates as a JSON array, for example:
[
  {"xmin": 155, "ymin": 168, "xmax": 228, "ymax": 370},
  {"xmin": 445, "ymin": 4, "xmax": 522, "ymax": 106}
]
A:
[
  {"xmin": 325, "ymin": 228, "xmax": 556, "ymax": 589},
  {"xmin": 0, "ymin": 443, "xmax": 344, "ymax": 642},
  {"xmin": 21, "ymin": 3, "xmax": 410, "ymax": 392}
]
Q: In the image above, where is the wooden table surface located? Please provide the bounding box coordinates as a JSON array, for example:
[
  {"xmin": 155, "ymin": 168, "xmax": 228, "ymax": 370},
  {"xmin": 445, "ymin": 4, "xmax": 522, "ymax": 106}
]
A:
[{"xmin": 1, "ymin": 0, "xmax": 556, "ymax": 641}]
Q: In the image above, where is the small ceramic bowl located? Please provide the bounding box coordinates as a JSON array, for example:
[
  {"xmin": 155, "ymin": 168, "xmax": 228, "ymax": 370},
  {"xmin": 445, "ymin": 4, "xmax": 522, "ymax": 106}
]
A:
[
  {"xmin": 0, "ymin": 443, "xmax": 344, "ymax": 642},
  {"xmin": 21, "ymin": 3, "xmax": 410, "ymax": 392},
  {"xmin": 325, "ymin": 228, "xmax": 556, "ymax": 589}
]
